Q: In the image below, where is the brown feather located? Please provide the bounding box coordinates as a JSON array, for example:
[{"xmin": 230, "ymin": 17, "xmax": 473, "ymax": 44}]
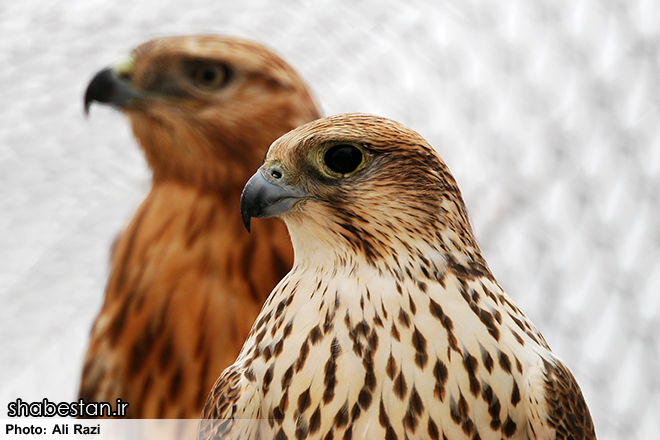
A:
[
  {"xmin": 543, "ymin": 359, "xmax": 596, "ymax": 440},
  {"xmin": 79, "ymin": 35, "xmax": 320, "ymax": 418}
]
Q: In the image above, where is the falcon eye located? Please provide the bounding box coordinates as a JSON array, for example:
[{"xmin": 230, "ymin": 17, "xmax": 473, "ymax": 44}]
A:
[
  {"xmin": 324, "ymin": 144, "xmax": 364, "ymax": 175},
  {"xmin": 201, "ymin": 68, "xmax": 217, "ymax": 82},
  {"xmin": 189, "ymin": 62, "xmax": 231, "ymax": 89}
]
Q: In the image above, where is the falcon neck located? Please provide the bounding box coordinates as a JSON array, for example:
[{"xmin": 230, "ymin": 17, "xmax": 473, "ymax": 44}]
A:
[
  {"xmin": 105, "ymin": 181, "xmax": 293, "ymax": 303},
  {"xmin": 285, "ymin": 211, "xmax": 493, "ymax": 287}
]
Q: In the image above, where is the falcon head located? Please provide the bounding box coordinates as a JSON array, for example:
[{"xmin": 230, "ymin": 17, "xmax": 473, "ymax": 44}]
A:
[
  {"xmin": 241, "ymin": 113, "xmax": 486, "ymax": 271},
  {"xmin": 84, "ymin": 35, "xmax": 320, "ymax": 190}
]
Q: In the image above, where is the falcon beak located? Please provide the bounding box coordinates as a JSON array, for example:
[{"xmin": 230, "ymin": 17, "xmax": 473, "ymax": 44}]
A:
[
  {"xmin": 84, "ymin": 56, "xmax": 142, "ymax": 115},
  {"xmin": 240, "ymin": 165, "xmax": 306, "ymax": 232}
]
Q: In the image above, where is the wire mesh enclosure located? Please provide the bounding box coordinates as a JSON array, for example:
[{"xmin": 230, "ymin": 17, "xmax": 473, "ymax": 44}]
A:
[{"xmin": 1, "ymin": 0, "xmax": 658, "ymax": 438}]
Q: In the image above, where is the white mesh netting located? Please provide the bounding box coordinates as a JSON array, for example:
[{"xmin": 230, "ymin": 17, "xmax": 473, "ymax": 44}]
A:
[{"xmin": 1, "ymin": 1, "xmax": 658, "ymax": 438}]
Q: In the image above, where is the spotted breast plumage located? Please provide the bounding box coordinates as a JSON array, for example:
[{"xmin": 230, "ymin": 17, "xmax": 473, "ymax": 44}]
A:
[
  {"xmin": 79, "ymin": 35, "xmax": 320, "ymax": 418},
  {"xmin": 199, "ymin": 113, "xmax": 596, "ymax": 439}
]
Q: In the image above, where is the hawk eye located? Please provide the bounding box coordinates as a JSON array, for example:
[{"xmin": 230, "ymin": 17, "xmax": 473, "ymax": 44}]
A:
[
  {"xmin": 189, "ymin": 62, "xmax": 230, "ymax": 89},
  {"xmin": 324, "ymin": 144, "xmax": 363, "ymax": 175}
]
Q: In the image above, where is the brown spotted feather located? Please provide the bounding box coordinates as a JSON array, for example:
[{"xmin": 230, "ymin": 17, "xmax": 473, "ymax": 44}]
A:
[{"xmin": 542, "ymin": 359, "xmax": 596, "ymax": 440}]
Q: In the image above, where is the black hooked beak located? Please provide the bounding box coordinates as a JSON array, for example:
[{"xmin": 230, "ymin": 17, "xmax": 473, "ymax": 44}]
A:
[
  {"xmin": 84, "ymin": 65, "xmax": 141, "ymax": 115},
  {"xmin": 240, "ymin": 166, "xmax": 306, "ymax": 232}
]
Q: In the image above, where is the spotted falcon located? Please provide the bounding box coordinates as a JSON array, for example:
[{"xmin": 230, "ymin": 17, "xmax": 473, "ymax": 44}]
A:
[{"xmin": 199, "ymin": 113, "xmax": 596, "ymax": 439}]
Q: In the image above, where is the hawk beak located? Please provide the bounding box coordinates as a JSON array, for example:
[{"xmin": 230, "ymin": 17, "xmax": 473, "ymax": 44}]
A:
[
  {"xmin": 84, "ymin": 56, "xmax": 140, "ymax": 115},
  {"xmin": 240, "ymin": 166, "xmax": 306, "ymax": 233}
]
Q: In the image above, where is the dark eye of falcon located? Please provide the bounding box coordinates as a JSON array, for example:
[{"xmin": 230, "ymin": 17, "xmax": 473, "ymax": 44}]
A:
[
  {"xmin": 324, "ymin": 144, "xmax": 364, "ymax": 175},
  {"xmin": 188, "ymin": 61, "xmax": 231, "ymax": 89}
]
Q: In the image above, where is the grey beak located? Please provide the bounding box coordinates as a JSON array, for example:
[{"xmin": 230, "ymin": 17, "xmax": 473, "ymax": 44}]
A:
[
  {"xmin": 84, "ymin": 67, "xmax": 140, "ymax": 115},
  {"xmin": 240, "ymin": 169, "xmax": 305, "ymax": 232}
]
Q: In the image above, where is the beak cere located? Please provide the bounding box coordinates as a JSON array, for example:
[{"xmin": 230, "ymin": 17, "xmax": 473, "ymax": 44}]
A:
[
  {"xmin": 240, "ymin": 169, "xmax": 305, "ymax": 232},
  {"xmin": 84, "ymin": 66, "xmax": 140, "ymax": 115}
]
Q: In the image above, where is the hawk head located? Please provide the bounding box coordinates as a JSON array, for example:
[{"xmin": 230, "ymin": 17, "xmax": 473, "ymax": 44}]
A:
[
  {"xmin": 241, "ymin": 113, "xmax": 488, "ymax": 275},
  {"xmin": 84, "ymin": 35, "xmax": 320, "ymax": 191}
]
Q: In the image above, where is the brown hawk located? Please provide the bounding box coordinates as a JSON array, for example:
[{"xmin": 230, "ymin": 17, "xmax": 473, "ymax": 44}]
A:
[
  {"xmin": 199, "ymin": 113, "xmax": 596, "ymax": 439},
  {"xmin": 79, "ymin": 35, "xmax": 320, "ymax": 419}
]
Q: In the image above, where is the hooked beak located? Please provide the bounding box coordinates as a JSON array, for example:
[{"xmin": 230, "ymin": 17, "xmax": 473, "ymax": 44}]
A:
[
  {"xmin": 84, "ymin": 57, "xmax": 141, "ymax": 115},
  {"xmin": 240, "ymin": 167, "xmax": 307, "ymax": 232}
]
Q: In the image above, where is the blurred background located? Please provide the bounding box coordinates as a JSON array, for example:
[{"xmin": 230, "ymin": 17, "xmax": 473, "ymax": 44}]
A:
[{"xmin": 1, "ymin": 0, "xmax": 658, "ymax": 438}]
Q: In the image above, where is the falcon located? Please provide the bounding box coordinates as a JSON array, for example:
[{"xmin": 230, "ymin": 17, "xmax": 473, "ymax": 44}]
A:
[
  {"xmin": 199, "ymin": 113, "xmax": 596, "ymax": 439},
  {"xmin": 80, "ymin": 35, "xmax": 320, "ymax": 418}
]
